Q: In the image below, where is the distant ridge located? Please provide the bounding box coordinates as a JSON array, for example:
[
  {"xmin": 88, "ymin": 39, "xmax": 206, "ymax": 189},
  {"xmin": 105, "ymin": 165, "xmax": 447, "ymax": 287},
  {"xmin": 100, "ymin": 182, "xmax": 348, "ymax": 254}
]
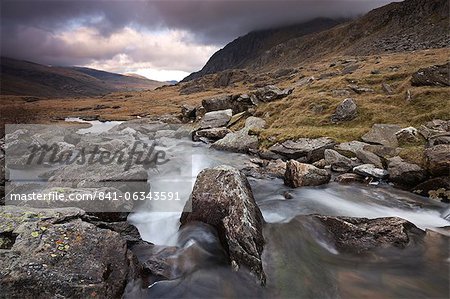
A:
[{"xmin": 0, "ymin": 57, "xmax": 165, "ymax": 98}]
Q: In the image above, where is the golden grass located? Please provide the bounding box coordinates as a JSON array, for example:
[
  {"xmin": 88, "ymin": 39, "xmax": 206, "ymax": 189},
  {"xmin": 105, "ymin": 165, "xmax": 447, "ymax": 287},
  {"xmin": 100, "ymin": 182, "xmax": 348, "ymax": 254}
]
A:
[{"xmin": 255, "ymin": 48, "xmax": 450, "ymax": 144}]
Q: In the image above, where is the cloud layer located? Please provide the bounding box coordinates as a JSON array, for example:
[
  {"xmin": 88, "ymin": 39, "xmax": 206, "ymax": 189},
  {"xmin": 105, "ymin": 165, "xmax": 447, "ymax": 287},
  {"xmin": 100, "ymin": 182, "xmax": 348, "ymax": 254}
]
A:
[{"xmin": 1, "ymin": 0, "xmax": 394, "ymax": 80}]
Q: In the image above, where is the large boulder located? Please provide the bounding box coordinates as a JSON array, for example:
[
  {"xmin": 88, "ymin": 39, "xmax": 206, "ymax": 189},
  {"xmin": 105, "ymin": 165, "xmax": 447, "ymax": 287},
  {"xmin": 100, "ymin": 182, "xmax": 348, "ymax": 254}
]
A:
[
  {"xmin": 268, "ymin": 137, "xmax": 336, "ymax": 163},
  {"xmin": 353, "ymin": 164, "xmax": 388, "ymax": 179},
  {"xmin": 331, "ymin": 98, "xmax": 357, "ymax": 123},
  {"xmin": 424, "ymin": 144, "xmax": 450, "ymax": 176},
  {"xmin": 180, "ymin": 165, "xmax": 266, "ymax": 285},
  {"xmin": 212, "ymin": 117, "xmax": 265, "ymax": 153},
  {"xmin": 361, "ymin": 124, "xmax": 401, "ymax": 147},
  {"xmin": 311, "ymin": 216, "xmax": 424, "ymax": 253},
  {"xmin": 199, "ymin": 109, "xmax": 233, "ymax": 129},
  {"xmin": 0, "ymin": 206, "xmax": 140, "ymax": 299},
  {"xmin": 284, "ymin": 160, "xmax": 331, "ymax": 187},
  {"xmin": 202, "ymin": 94, "xmax": 255, "ymax": 114},
  {"xmin": 387, "ymin": 156, "xmax": 426, "ymax": 187},
  {"xmin": 324, "ymin": 149, "xmax": 355, "ymax": 172},
  {"xmin": 411, "ymin": 63, "xmax": 450, "ymax": 87},
  {"xmin": 251, "ymin": 85, "xmax": 293, "ymax": 103}
]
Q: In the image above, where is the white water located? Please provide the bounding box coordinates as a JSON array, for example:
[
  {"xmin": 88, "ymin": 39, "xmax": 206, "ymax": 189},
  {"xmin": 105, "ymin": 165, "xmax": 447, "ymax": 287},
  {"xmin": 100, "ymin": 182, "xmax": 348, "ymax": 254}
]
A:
[
  {"xmin": 128, "ymin": 136, "xmax": 450, "ymax": 245},
  {"xmin": 63, "ymin": 119, "xmax": 450, "ymax": 245}
]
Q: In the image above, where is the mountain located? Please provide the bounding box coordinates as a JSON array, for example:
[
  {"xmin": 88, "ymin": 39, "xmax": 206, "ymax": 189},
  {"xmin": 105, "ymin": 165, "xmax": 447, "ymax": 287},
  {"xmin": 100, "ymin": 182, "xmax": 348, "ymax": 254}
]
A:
[
  {"xmin": 0, "ymin": 57, "xmax": 165, "ymax": 98},
  {"xmin": 183, "ymin": 0, "xmax": 449, "ymax": 81},
  {"xmin": 123, "ymin": 73, "xmax": 149, "ymax": 80},
  {"xmin": 182, "ymin": 18, "xmax": 344, "ymax": 82}
]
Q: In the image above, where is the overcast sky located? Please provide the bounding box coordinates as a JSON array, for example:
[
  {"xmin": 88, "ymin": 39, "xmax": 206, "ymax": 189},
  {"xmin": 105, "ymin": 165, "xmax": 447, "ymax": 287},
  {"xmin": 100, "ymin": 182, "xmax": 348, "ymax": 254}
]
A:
[{"xmin": 0, "ymin": 0, "xmax": 395, "ymax": 81}]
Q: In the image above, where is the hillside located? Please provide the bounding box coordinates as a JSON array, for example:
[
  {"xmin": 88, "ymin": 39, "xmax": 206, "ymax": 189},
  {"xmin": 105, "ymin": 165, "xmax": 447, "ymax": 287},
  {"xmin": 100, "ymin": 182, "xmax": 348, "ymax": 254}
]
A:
[
  {"xmin": 183, "ymin": 0, "xmax": 449, "ymax": 81},
  {"xmin": 182, "ymin": 18, "xmax": 344, "ymax": 82},
  {"xmin": 0, "ymin": 57, "xmax": 165, "ymax": 98}
]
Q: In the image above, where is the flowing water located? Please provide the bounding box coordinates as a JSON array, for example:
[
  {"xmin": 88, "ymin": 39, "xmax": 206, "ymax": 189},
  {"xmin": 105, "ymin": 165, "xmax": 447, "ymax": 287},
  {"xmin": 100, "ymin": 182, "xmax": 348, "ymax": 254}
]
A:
[{"xmin": 66, "ymin": 120, "xmax": 450, "ymax": 298}]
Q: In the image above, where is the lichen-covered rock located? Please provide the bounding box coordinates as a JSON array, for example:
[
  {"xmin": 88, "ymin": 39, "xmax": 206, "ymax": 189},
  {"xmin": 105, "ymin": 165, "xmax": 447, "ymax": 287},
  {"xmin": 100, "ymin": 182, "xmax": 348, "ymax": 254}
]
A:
[
  {"xmin": 180, "ymin": 165, "xmax": 266, "ymax": 285},
  {"xmin": 361, "ymin": 124, "xmax": 401, "ymax": 147},
  {"xmin": 0, "ymin": 206, "xmax": 141, "ymax": 299},
  {"xmin": 387, "ymin": 156, "xmax": 426, "ymax": 187},
  {"xmin": 269, "ymin": 137, "xmax": 336, "ymax": 163},
  {"xmin": 284, "ymin": 160, "xmax": 331, "ymax": 187},
  {"xmin": 413, "ymin": 176, "xmax": 450, "ymax": 202}
]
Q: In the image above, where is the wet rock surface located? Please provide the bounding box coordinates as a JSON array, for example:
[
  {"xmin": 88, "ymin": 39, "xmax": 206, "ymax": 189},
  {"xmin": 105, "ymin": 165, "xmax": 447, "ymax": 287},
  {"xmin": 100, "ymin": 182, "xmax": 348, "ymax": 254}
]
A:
[
  {"xmin": 180, "ymin": 165, "xmax": 266, "ymax": 285},
  {"xmin": 413, "ymin": 176, "xmax": 450, "ymax": 202},
  {"xmin": 311, "ymin": 215, "xmax": 425, "ymax": 253}
]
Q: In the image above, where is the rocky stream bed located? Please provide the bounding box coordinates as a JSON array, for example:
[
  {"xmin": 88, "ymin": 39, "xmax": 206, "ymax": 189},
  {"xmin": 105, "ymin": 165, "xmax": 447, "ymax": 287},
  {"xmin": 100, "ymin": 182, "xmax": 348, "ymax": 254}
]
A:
[{"xmin": 1, "ymin": 87, "xmax": 449, "ymax": 298}]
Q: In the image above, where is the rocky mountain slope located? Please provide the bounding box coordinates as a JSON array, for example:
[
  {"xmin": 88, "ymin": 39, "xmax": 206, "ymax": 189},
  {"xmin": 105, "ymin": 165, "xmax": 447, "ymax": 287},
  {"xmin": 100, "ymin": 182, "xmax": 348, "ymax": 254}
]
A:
[
  {"xmin": 184, "ymin": 0, "xmax": 449, "ymax": 81},
  {"xmin": 0, "ymin": 57, "xmax": 165, "ymax": 98},
  {"xmin": 182, "ymin": 18, "xmax": 343, "ymax": 82}
]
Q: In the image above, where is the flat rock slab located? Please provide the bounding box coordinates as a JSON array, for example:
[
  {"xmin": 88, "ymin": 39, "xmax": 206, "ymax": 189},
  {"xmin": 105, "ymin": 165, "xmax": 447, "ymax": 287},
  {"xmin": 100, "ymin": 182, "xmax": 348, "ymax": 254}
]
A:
[
  {"xmin": 269, "ymin": 137, "xmax": 336, "ymax": 162},
  {"xmin": 199, "ymin": 109, "xmax": 233, "ymax": 129}
]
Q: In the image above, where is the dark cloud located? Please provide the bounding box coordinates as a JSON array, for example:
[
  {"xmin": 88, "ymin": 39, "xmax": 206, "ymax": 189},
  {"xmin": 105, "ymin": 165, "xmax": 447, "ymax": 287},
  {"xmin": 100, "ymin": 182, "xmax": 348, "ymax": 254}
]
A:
[{"xmin": 0, "ymin": 0, "xmax": 395, "ymax": 71}]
